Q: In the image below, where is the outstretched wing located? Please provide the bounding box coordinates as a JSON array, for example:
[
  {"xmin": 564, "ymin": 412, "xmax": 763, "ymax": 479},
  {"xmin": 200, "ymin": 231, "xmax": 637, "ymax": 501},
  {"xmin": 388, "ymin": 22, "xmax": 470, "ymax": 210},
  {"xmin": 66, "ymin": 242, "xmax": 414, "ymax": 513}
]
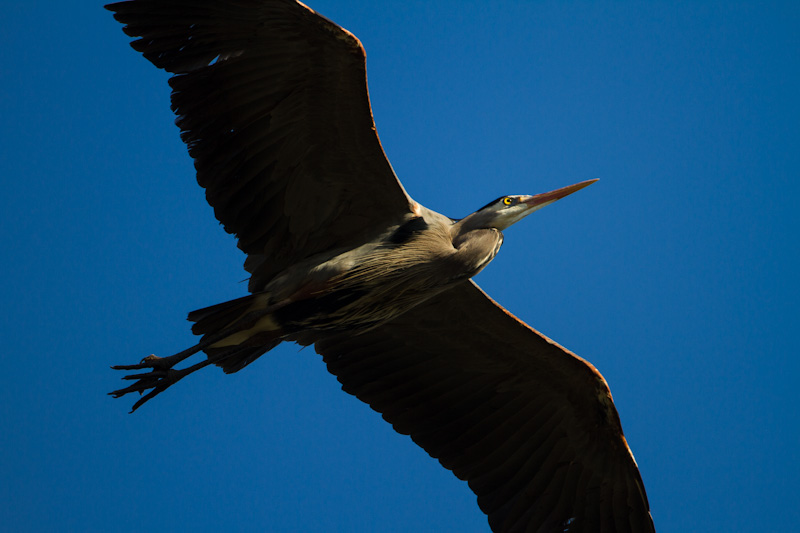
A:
[
  {"xmin": 316, "ymin": 280, "xmax": 655, "ymax": 533},
  {"xmin": 106, "ymin": 0, "xmax": 414, "ymax": 286}
]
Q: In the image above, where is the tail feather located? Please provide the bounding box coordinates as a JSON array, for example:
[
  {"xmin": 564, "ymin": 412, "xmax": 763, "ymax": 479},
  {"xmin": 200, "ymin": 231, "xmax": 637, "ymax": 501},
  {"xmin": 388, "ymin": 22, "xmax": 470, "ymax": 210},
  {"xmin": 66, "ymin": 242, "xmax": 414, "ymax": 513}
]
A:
[
  {"xmin": 205, "ymin": 343, "xmax": 280, "ymax": 374},
  {"xmin": 187, "ymin": 292, "xmax": 282, "ymax": 373},
  {"xmin": 188, "ymin": 293, "xmax": 264, "ymax": 335}
]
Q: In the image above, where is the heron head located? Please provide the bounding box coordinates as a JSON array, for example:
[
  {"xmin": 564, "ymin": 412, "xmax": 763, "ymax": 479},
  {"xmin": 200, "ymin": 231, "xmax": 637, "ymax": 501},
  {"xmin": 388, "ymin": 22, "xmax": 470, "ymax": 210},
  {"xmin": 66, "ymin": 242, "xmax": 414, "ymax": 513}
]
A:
[{"xmin": 459, "ymin": 179, "xmax": 599, "ymax": 231}]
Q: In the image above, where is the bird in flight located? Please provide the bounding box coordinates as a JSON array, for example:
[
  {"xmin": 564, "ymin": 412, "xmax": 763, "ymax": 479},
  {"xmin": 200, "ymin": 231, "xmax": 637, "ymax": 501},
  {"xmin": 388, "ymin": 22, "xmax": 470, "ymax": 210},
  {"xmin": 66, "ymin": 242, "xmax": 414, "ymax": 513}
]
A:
[{"xmin": 106, "ymin": 1, "xmax": 655, "ymax": 531}]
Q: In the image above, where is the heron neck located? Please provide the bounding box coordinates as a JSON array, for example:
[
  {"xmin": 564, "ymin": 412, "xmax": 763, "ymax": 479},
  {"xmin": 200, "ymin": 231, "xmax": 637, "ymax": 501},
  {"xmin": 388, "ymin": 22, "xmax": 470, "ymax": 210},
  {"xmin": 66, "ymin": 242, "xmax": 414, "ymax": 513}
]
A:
[{"xmin": 451, "ymin": 210, "xmax": 496, "ymax": 238}]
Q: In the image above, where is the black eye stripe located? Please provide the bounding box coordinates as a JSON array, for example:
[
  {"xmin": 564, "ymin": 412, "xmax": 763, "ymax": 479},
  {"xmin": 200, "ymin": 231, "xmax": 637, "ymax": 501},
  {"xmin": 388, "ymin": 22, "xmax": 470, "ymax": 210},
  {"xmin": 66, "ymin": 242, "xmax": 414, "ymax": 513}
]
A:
[{"xmin": 478, "ymin": 196, "xmax": 515, "ymax": 211}]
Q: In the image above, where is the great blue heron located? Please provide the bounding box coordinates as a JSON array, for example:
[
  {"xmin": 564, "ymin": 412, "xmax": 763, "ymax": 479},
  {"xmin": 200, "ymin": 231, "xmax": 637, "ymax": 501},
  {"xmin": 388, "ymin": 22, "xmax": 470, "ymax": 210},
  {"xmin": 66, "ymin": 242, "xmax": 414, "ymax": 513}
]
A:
[{"xmin": 106, "ymin": 1, "xmax": 655, "ymax": 532}]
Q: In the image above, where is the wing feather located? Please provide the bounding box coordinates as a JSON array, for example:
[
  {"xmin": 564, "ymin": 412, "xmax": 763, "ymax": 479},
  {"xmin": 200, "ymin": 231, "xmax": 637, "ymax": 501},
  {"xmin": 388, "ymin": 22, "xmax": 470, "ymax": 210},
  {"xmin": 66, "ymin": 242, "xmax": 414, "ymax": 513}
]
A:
[
  {"xmin": 316, "ymin": 281, "xmax": 655, "ymax": 532},
  {"xmin": 107, "ymin": 0, "xmax": 414, "ymax": 288}
]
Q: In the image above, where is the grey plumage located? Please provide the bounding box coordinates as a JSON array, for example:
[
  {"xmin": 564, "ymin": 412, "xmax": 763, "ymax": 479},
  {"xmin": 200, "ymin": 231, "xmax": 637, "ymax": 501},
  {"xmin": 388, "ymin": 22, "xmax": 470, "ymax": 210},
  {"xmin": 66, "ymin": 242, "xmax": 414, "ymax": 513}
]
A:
[{"xmin": 106, "ymin": 1, "xmax": 655, "ymax": 532}]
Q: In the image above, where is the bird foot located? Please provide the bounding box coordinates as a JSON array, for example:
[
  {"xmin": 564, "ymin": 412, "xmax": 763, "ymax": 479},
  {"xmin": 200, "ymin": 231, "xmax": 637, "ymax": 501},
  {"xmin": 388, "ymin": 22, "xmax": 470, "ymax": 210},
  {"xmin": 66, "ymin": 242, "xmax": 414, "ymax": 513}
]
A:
[
  {"xmin": 110, "ymin": 354, "xmax": 190, "ymax": 412},
  {"xmin": 111, "ymin": 353, "xmax": 179, "ymax": 371},
  {"xmin": 110, "ymin": 351, "xmax": 214, "ymax": 412}
]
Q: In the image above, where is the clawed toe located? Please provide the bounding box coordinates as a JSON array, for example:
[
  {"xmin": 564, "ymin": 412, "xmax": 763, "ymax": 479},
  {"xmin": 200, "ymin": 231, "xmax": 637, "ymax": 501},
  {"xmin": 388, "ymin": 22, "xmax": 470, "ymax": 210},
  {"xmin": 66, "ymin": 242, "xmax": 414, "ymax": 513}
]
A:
[
  {"xmin": 110, "ymin": 352, "xmax": 215, "ymax": 412},
  {"xmin": 109, "ymin": 379, "xmax": 156, "ymax": 398},
  {"xmin": 109, "ymin": 354, "xmax": 185, "ymax": 412},
  {"xmin": 111, "ymin": 354, "xmax": 172, "ymax": 371},
  {"xmin": 110, "ymin": 368, "xmax": 182, "ymax": 412}
]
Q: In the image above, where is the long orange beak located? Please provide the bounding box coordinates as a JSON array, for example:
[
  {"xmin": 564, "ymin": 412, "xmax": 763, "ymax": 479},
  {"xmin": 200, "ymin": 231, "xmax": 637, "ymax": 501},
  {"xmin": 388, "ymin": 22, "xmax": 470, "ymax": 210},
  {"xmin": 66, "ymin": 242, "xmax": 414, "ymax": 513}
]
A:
[{"xmin": 521, "ymin": 179, "xmax": 599, "ymax": 210}]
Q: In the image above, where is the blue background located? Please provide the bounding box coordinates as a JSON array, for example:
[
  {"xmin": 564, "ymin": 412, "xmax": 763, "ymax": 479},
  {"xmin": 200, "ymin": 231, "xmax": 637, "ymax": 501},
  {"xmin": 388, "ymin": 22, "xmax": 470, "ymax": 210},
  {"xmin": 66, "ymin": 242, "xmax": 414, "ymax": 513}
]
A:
[{"xmin": 2, "ymin": 1, "xmax": 798, "ymax": 531}]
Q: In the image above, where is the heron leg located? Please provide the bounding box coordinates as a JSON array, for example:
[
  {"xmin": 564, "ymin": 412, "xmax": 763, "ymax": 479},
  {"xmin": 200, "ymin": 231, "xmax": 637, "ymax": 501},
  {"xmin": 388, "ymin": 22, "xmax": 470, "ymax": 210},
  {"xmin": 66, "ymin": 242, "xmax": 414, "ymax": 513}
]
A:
[
  {"xmin": 109, "ymin": 310, "xmax": 281, "ymax": 411},
  {"xmin": 108, "ymin": 315, "xmax": 251, "ymax": 409},
  {"xmin": 111, "ymin": 340, "xmax": 206, "ymax": 372}
]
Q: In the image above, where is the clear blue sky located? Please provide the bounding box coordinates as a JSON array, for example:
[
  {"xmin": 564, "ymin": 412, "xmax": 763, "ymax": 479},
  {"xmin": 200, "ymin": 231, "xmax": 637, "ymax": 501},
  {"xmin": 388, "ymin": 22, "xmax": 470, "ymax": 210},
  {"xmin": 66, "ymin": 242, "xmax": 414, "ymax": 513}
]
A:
[{"xmin": 2, "ymin": 1, "xmax": 798, "ymax": 531}]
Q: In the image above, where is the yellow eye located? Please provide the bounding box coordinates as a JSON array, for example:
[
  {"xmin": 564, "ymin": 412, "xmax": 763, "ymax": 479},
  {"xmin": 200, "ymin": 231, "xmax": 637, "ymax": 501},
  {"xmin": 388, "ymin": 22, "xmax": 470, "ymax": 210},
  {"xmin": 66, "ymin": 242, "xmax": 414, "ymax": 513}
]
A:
[{"xmin": 502, "ymin": 197, "xmax": 513, "ymax": 206}]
